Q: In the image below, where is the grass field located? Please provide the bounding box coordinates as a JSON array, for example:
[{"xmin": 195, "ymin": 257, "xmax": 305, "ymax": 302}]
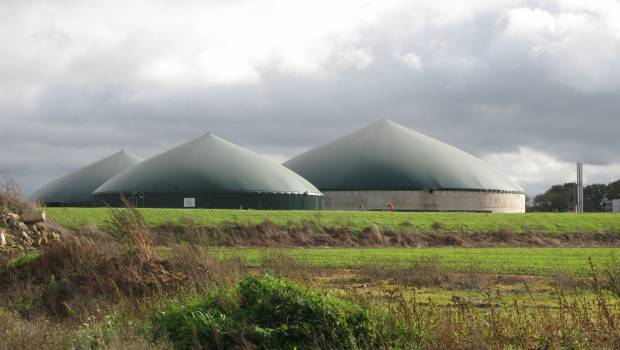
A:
[
  {"xmin": 3, "ymin": 204, "xmax": 620, "ymax": 348},
  {"xmin": 46, "ymin": 207, "xmax": 620, "ymax": 234},
  {"xmin": 211, "ymin": 247, "xmax": 619, "ymax": 276}
]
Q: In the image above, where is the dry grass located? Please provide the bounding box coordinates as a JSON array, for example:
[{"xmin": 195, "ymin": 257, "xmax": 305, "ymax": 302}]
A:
[
  {"xmin": 602, "ymin": 255, "xmax": 620, "ymax": 296},
  {"xmin": 105, "ymin": 197, "xmax": 156, "ymax": 261},
  {"xmin": 0, "ymin": 307, "xmax": 67, "ymax": 350},
  {"xmin": 0, "ymin": 178, "xmax": 36, "ymax": 216},
  {"xmin": 376, "ymin": 288, "xmax": 620, "ymax": 349},
  {"xmin": 258, "ymin": 251, "xmax": 328, "ymax": 284},
  {"xmin": 147, "ymin": 220, "xmax": 620, "ymax": 248},
  {"xmin": 0, "ymin": 203, "xmax": 248, "ymax": 349},
  {"xmin": 354, "ymin": 256, "xmax": 489, "ymax": 290},
  {"xmin": 0, "ymin": 205, "xmax": 246, "ymax": 319},
  {"xmin": 0, "ymin": 240, "xmax": 242, "ymax": 318},
  {"xmin": 336, "ymin": 262, "xmax": 620, "ymax": 349}
]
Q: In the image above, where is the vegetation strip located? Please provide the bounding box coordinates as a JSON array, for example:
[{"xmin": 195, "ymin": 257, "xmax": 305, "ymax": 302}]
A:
[
  {"xmin": 47, "ymin": 208, "xmax": 620, "ymax": 234},
  {"xmin": 211, "ymin": 247, "xmax": 620, "ymax": 276}
]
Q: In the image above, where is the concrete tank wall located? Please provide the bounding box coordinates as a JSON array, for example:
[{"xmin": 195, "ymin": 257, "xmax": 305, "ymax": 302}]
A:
[
  {"xmin": 613, "ymin": 199, "xmax": 620, "ymax": 212},
  {"xmin": 323, "ymin": 190, "xmax": 525, "ymax": 213}
]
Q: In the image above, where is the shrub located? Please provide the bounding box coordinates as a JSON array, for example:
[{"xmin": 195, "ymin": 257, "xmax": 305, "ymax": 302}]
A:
[{"xmin": 151, "ymin": 275, "xmax": 400, "ymax": 349}]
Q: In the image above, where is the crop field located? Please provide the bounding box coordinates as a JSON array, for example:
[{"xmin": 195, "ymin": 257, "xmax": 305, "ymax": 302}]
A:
[
  {"xmin": 46, "ymin": 207, "xmax": 620, "ymax": 234},
  {"xmin": 212, "ymin": 247, "xmax": 619, "ymax": 276}
]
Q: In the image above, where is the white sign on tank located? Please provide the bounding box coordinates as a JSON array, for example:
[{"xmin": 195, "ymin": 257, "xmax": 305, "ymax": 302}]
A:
[{"xmin": 184, "ymin": 198, "xmax": 196, "ymax": 208}]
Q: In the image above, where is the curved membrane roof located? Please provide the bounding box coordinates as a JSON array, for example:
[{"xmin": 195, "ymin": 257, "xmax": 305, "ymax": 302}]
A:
[
  {"xmin": 94, "ymin": 133, "xmax": 322, "ymax": 196},
  {"xmin": 31, "ymin": 150, "xmax": 143, "ymax": 205},
  {"xmin": 284, "ymin": 119, "xmax": 524, "ymax": 193}
]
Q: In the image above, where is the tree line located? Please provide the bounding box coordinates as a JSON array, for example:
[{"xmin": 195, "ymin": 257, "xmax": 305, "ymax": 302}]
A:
[{"xmin": 530, "ymin": 179, "xmax": 620, "ymax": 212}]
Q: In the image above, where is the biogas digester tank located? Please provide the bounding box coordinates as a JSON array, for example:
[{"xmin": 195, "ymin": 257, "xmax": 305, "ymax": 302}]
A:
[
  {"xmin": 94, "ymin": 133, "xmax": 323, "ymax": 209},
  {"xmin": 284, "ymin": 119, "xmax": 525, "ymax": 213},
  {"xmin": 31, "ymin": 150, "xmax": 142, "ymax": 206}
]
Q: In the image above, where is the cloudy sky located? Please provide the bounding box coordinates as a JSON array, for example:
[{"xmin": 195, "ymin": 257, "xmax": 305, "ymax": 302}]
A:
[{"xmin": 1, "ymin": 0, "xmax": 619, "ymax": 196}]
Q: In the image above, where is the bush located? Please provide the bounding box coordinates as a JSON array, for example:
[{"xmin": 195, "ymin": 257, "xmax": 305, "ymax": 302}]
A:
[{"xmin": 151, "ymin": 275, "xmax": 399, "ymax": 349}]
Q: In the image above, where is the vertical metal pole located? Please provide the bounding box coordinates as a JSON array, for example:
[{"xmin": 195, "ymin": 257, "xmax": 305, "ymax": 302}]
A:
[
  {"xmin": 575, "ymin": 163, "xmax": 578, "ymax": 213},
  {"xmin": 576, "ymin": 162, "xmax": 583, "ymax": 213},
  {"xmin": 580, "ymin": 163, "xmax": 584, "ymax": 213},
  {"xmin": 580, "ymin": 162, "xmax": 583, "ymax": 213}
]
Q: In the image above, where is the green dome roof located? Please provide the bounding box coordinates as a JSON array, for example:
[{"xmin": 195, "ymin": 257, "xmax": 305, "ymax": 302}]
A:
[
  {"xmin": 94, "ymin": 133, "xmax": 321, "ymax": 196},
  {"xmin": 31, "ymin": 150, "xmax": 143, "ymax": 204},
  {"xmin": 284, "ymin": 119, "xmax": 524, "ymax": 193}
]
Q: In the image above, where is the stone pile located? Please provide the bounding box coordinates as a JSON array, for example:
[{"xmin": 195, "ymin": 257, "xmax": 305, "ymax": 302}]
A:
[{"xmin": 0, "ymin": 209, "xmax": 61, "ymax": 250}]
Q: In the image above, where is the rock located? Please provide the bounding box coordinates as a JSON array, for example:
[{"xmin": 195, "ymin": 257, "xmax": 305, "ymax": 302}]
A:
[
  {"xmin": 0, "ymin": 210, "xmax": 59, "ymax": 251},
  {"xmin": 4, "ymin": 232, "xmax": 15, "ymax": 246},
  {"xmin": 6, "ymin": 212, "xmax": 20, "ymax": 226},
  {"xmin": 21, "ymin": 209, "xmax": 46, "ymax": 224},
  {"xmin": 20, "ymin": 231, "xmax": 32, "ymax": 245},
  {"xmin": 17, "ymin": 222, "xmax": 29, "ymax": 232}
]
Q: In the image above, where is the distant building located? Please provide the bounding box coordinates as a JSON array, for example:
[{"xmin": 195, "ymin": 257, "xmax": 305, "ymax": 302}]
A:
[{"xmin": 613, "ymin": 199, "xmax": 620, "ymax": 212}]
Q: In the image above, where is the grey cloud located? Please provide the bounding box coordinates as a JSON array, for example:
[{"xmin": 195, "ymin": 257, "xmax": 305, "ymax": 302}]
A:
[{"xmin": 1, "ymin": 1, "xmax": 619, "ymax": 195}]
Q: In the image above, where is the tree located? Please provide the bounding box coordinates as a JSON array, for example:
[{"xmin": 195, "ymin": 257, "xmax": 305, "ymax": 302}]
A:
[
  {"xmin": 532, "ymin": 178, "xmax": 620, "ymax": 212},
  {"xmin": 608, "ymin": 179, "xmax": 620, "ymax": 201},
  {"xmin": 584, "ymin": 183, "xmax": 608, "ymax": 212},
  {"xmin": 533, "ymin": 183, "xmax": 576, "ymax": 212}
]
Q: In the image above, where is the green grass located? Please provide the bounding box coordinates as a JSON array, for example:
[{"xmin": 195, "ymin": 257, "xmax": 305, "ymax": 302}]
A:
[
  {"xmin": 7, "ymin": 252, "xmax": 41, "ymax": 269},
  {"xmin": 211, "ymin": 247, "xmax": 620, "ymax": 276},
  {"xmin": 46, "ymin": 208, "xmax": 620, "ymax": 234}
]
